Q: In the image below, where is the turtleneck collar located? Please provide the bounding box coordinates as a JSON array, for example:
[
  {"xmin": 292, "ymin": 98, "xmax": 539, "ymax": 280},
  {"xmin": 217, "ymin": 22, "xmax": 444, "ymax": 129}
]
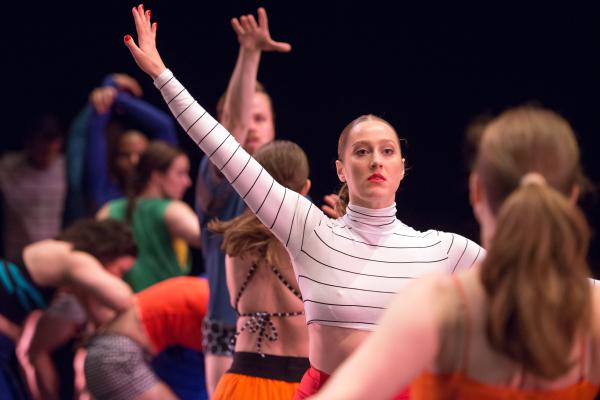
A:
[{"xmin": 342, "ymin": 202, "xmax": 400, "ymax": 233}]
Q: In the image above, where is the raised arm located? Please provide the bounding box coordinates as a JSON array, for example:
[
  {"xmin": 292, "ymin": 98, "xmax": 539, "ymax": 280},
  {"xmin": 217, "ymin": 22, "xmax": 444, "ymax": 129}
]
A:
[
  {"xmin": 220, "ymin": 8, "xmax": 290, "ymax": 141},
  {"xmin": 124, "ymin": 4, "xmax": 322, "ymax": 257}
]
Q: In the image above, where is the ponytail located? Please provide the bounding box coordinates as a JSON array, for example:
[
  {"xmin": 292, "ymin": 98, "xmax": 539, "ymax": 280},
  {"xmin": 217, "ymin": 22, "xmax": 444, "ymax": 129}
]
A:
[
  {"xmin": 336, "ymin": 183, "xmax": 349, "ymax": 216},
  {"xmin": 480, "ymin": 180, "xmax": 591, "ymax": 378}
]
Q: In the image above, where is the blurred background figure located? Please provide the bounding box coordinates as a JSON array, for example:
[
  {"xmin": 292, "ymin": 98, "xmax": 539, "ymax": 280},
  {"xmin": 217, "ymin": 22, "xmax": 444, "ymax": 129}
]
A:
[
  {"xmin": 0, "ymin": 113, "xmax": 66, "ymax": 263},
  {"xmin": 65, "ymin": 73, "xmax": 177, "ymax": 223}
]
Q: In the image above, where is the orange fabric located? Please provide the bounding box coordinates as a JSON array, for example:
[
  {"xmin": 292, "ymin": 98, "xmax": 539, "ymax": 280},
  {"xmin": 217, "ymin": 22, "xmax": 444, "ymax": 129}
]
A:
[
  {"xmin": 293, "ymin": 366, "xmax": 409, "ymax": 399},
  {"xmin": 213, "ymin": 372, "xmax": 300, "ymax": 400},
  {"xmin": 410, "ymin": 372, "xmax": 599, "ymax": 400},
  {"xmin": 135, "ymin": 276, "xmax": 209, "ymax": 353},
  {"xmin": 410, "ymin": 276, "xmax": 599, "ymax": 399}
]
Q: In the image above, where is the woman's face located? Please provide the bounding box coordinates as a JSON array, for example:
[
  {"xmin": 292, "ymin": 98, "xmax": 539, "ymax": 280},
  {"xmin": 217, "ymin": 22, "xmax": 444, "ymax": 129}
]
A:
[
  {"xmin": 116, "ymin": 131, "xmax": 149, "ymax": 177},
  {"xmin": 336, "ymin": 120, "xmax": 405, "ymax": 209},
  {"xmin": 157, "ymin": 155, "xmax": 192, "ymax": 200}
]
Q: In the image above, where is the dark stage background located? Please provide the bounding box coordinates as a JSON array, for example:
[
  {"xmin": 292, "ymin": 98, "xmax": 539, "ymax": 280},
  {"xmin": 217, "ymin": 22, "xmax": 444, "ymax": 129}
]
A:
[{"xmin": 1, "ymin": 2, "xmax": 599, "ymax": 272}]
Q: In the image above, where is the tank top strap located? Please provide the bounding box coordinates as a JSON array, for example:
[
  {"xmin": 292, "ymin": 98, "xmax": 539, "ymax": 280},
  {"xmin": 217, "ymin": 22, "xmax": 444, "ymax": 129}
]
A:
[
  {"xmin": 270, "ymin": 265, "xmax": 302, "ymax": 300},
  {"xmin": 451, "ymin": 275, "xmax": 471, "ymax": 375},
  {"xmin": 233, "ymin": 262, "xmax": 304, "ymax": 356},
  {"xmin": 579, "ymin": 334, "xmax": 589, "ymax": 382},
  {"xmin": 234, "ymin": 263, "xmax": 258, "ymax": 314}
]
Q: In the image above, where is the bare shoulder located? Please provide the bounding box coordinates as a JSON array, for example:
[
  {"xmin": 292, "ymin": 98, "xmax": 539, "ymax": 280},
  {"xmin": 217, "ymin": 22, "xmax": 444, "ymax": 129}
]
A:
[
  {"xmin": 164, "ymin": 200, "xmax": 196, "ymax": 220},
  {"xmin": 590, "ymin": 285, "xmax": 600, "ymax": 336},
  {"xmin": 96, "ymin": 203, "xmax": 110, "ymax": 220},
  {"xmin": 22, "ymin": 240, "xmax": 75, "ymax": 286}
]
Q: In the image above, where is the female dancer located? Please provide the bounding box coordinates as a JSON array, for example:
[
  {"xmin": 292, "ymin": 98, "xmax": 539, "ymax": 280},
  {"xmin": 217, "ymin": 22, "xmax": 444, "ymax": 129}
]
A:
[
  {"xmin": 123, "ymin": 5, "xmax": 484, "ymax": 398},
  {"xmin": 84, "ymin": 276, "xmax": 209, "ymax": 400},
  {"xmin": 97, "ymin": 140, "xmax": 199, "ymax": 292},
  {"xmin": 313, "ymin": 106, "xmax": 600, "ymax": 399},
  {"xmin": 208, "ymin": 140, "xmax": 311, "ymax": 399}
]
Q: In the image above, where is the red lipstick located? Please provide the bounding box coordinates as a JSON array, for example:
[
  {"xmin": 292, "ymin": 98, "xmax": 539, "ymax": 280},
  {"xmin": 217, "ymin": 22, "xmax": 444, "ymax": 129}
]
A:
[{"xmin": 368, "ymin": 173, "xmax": 386, "ymax": 182}]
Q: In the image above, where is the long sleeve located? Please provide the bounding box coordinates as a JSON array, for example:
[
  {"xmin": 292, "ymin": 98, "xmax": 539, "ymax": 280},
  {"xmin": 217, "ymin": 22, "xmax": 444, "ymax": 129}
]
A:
[
  {"xmin": 154, "ymin": 69, "xmax": 323, "ymax": 257},
  {"xmin": 84, "ymin": 104, "xmax": 118, "ymax": 210},
  {"xmin": 112, "ymin": 92, "xmax": 177, "ymax": 145},
  {"xmin": 84, "ymin": 91, "xmax": 178, "ymax": 211}
]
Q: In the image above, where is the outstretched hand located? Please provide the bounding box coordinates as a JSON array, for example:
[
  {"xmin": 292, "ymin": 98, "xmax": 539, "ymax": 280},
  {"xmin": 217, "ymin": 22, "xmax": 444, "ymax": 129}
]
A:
[
  {"xmin": 232, "ymin": 8, "xmax": 291, "ymax": 53},
  {"xmin": 123, "ymin": 4, "xmax": 167, "ymax": 80}
]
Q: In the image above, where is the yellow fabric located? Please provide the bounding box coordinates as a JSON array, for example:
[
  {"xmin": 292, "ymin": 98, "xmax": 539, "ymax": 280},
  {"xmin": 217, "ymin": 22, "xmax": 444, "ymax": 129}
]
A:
[
  {"xmin": 214, "ymin": 372, "xmax": 300, "ymax": 400},
  {"xmin": 172, "ymin": 238, "xmax": 189, "ymax": 271},
  {"xmin": 410, "ymin": 371, "xmax": 599, "ymax": 400}
]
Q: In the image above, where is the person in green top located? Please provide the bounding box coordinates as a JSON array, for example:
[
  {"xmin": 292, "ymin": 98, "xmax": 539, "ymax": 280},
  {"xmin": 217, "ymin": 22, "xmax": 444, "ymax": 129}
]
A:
[{"xmin": 97, "ymin": 140, "xmax": 200, "ymax": 292}]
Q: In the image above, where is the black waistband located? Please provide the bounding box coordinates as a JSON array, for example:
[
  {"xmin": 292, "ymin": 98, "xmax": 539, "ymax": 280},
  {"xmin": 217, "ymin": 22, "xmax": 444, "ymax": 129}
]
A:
[{"xmin": 227, "ymin": 351, "xmax": 310, "ymax": 383}]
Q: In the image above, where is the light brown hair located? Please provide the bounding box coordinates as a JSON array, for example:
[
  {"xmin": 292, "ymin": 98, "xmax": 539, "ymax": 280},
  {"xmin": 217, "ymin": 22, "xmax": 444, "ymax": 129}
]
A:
[
  {"xmin": 208, "ymin": 140, "xmax": 309, "ymax": 264},
  {"xmin": 476, "ymin": 105, "xmax": 591, "ymax": 378}
]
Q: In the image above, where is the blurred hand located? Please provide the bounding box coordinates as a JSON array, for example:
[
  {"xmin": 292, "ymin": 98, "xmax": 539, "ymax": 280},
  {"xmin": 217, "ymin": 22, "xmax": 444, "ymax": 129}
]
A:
[
  {"xmin": 321, "ymin": 193, "xmax": 343, "ymax": 219},
  {"xmin": 232, "ymin": 8, "xmax": 291, "ymax": 53},
  {"xmin": 112, "ymin": 73, "xmax": 143, "ymax": 97},
  {"xmin": 123, "ymin": 4, "xmax": 167, "ymax": 80},
  {"xmin": 89, "ymin": 86, "xmax": 117, "ymax": 114}
]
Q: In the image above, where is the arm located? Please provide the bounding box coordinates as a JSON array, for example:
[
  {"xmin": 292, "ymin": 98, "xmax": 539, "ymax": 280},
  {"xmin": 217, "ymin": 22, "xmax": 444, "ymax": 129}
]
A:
[
  {"xmin": 220, "ymin": 8, "xmax": 291, "ymax": 142},
  {"xmin": 84, "ymin": 86, "xmax": 122, "ymax": 210},
  {"xmin": 446, "ymin": 233, "xmax": 485, "ymax": 273},
  {"xmin": 124, "ymin": 5, "xmax": 322, "ymax": 257},
  {"xmin": 311, "ymin": 277, "xmax": 443, "ymax": 400},
  {"xmin": 28, "ymin": 310, "xmax": 81, "ymax": 400},
  {"xmin": 95, "ymin": 203, "xmax": 109, "ymax": 220},
  {"xmin": 112, "ymin": 91, "xmax": 178, "ymax": 144},
  {"xmin": 0, "ymin": 314, "xmax": 21, "ymax": 342},
  {"xmin": 164, "ymin": 200, "xmax": 201, "ymax": 248},
  {"xmin": 65, "ymin": 252, "xmax": 133, "ymax": 312}
]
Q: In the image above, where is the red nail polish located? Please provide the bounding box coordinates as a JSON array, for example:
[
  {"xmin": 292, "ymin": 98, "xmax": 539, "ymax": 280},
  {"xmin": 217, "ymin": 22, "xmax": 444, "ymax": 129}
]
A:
[
  {"xmin": 147, "ymin": 10, "xmax": 151, "ymax": 16},
  {"xmin": 124, "ymin": 35, "xmax": 132, "ymax": 42}
]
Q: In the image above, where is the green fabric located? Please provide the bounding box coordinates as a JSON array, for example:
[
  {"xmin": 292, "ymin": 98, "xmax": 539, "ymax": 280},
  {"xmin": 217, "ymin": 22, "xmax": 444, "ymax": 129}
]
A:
[{"xmin": 107, "ymin": 198, "xmax": 190, "ymax": 292}]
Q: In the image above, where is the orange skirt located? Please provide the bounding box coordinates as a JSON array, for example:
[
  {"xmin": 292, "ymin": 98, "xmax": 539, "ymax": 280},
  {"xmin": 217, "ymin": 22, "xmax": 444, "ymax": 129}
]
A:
[{"xmin": 214, "ymin": 372, "xmax": 300, "ymax": 400}]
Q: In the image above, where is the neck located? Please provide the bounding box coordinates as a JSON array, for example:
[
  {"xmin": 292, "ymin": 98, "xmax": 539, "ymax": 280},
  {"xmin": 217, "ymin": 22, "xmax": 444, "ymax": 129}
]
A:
[
  {"xmin": 139, "ymin": 185, "xmax": 162, "ymax": 198},
  {"xmin": 343, "ymin": 202, "xmax": 399, "ymax": 233},
  {"xmin": 349, "ymin": 197, "xmax": 396, "ymax": 210}
]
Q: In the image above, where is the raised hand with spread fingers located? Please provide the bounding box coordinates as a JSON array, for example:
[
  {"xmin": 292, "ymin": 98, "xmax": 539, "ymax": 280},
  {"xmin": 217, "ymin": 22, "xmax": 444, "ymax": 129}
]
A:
[
  {"xmin": 232, "ymin": 7, "xmax": 291, "ymax": 53},
  {"xmin": 123, "ymin": 4, "xmax": 166, "ymax": 80}
]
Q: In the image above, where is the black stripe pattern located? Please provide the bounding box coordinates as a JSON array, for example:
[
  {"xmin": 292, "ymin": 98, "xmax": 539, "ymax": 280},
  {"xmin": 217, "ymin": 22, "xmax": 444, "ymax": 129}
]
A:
[{"xmin": 154, "ymin": 69, "xmax": 486, "ymax": 331}]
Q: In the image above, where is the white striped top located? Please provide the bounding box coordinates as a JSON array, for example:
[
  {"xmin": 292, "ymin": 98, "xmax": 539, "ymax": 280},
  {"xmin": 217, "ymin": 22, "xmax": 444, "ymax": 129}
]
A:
[{"xmin": 154, "ymin": 69, "xmax": 485, "ymax": 331}]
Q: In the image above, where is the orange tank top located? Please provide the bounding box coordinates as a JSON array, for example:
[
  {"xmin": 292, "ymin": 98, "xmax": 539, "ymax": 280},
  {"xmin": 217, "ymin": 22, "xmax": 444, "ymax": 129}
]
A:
[
  {"xmin": 410, "ymin": 277, "xmax": 599, "ymax": 400},
  {"xmin": 135, "ymin": 276, "xmax": 209, "ymax": 353}
]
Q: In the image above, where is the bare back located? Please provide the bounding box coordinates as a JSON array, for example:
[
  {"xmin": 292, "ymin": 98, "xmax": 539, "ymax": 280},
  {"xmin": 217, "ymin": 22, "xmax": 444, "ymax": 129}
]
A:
[
  {"xmin": 433, "ymin": 268, "xmax": 600, "ymax": 390},
  {"xmin": 225, "ymin": 246, "xmax": 308, "ymax": 357}
]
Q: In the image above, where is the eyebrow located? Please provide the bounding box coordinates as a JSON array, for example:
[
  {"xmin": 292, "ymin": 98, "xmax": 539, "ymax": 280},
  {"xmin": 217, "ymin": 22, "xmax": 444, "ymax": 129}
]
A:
[{"xmin": 351, "ymin": 139, "xmax": 398, "ymax": 148}]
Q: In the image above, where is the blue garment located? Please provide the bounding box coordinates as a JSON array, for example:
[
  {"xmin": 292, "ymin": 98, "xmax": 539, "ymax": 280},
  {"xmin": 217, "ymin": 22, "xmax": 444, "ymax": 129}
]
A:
[
  {"xmin": 65, "ymin": 75, "xmax": 178, "ymax": 217},
  {"xmin": 195, "ymin": 156, "xmax": 243, "ymax": 325},
  {"xmin": 152, "ymin": 346, "xmax": 207, "ymax": 400},
  {"xmin": 0, "ymin": 334, "xmax": 29, "ymax": 400},
  {"xmin": 0, "ymin": 259, "xmax": 53, "ymax": 325}
]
